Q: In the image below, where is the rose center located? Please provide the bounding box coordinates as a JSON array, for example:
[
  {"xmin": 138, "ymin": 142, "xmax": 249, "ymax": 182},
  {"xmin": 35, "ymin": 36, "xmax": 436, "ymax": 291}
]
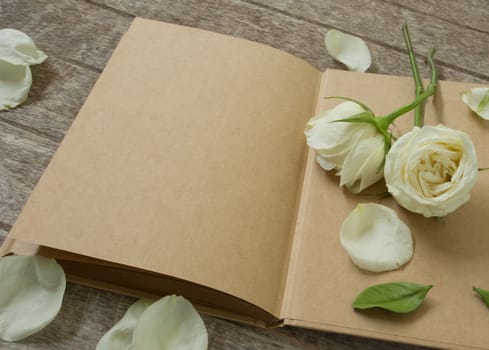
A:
[{"xmin": 412, "ymin": 142, "xmax": 462, "ymax": 198}]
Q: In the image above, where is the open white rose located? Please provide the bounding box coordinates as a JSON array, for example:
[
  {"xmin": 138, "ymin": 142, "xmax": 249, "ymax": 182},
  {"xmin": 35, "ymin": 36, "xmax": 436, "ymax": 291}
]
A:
[
  {"xmin": 305, "ymin": 101, "xmax": 384, "ymax": 192},
  {"xmin": 384, "ymin": 124, "xmax": 478, "ymax": 217}
]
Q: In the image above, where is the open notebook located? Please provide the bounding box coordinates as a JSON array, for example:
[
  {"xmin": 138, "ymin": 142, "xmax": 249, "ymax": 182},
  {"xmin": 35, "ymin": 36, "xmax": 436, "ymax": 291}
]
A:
[{"xmin": 2, "ymin": 18, "xmax": 489, "ymax": 350}]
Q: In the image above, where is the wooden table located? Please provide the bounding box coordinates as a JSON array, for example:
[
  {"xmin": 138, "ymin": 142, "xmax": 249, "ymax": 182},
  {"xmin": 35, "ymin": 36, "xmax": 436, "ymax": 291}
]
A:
[{"xmin": 1, "ymin": 1, "xmax": 488, "ymax": 349}]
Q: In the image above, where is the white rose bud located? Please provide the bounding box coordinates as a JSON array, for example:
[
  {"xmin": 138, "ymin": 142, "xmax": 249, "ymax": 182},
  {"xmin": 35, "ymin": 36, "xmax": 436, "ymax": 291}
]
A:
[
  {"xmin": 384, "ymin": 124, "xmax": 478, "ymax": 217},
  {"xmin": 305, "ymin": 101, "xmax": 384, "ymax": 193}
]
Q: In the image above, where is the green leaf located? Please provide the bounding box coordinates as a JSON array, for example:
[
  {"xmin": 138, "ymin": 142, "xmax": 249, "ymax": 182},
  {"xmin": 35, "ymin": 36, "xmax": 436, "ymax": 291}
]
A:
[
  {"xmin": 473, "ymin": 287, "xmax": 489, "ymax": 308},
  {"xmin": 352, "ymin": 282, "xmax": 433, "ymax": 313}
]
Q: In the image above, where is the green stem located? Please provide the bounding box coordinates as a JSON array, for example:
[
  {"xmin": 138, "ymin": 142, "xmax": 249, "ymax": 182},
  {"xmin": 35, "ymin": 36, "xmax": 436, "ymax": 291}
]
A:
[
  {"xmin": 377, "ymin": 82, "xmax": 437, "ymax": 129},
  {"xmin": 332, "ymin": 27, "xmax": 438, "ymax": 154},
  {"xmin": 402, "ymin": 23, "xmax": 425, "ymax": 126},
  {"xmin": 427, "ymin": 47, "xmax": 437, "ymax": 86}
]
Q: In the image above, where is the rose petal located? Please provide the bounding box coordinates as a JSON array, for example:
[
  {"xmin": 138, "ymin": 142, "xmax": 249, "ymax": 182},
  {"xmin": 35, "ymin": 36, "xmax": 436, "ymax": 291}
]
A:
[
  {"xmin": 0, "ymin": 255, "xmax": 66, "ymax": 341},
  {"xmin": 325, "ymin": 29, "xmax": 371, "ymax": 72},
  {"xmin": 305, "ymin": 102, "xmax": 367, "ymax": 151},
  {"xmin": 0, "ymin": 60, "xmax": 32, "ymax": 110},
  {"xmin": 96, "ymin": 299, "xmax": 153, "ymax": 350},
  {"xmin": 462, "ymin": 87, "xmax": 489, "ymax": 120},
  {"xmin": 133, "ymin": 295, "xmax": 207, "ymax": 350},
  {"xmin": 339, "ymin": 135, "xmax": 385, "ymax": 193},
  {"xmin": 315, "ymin": 154, "xmax": 336, "ymax": 171},
  {"xmin": 0, "ymin": 29, "xmax": 47, "ymax": 66},
  {"xmin": 340, "ymin": 203, "xmax": 413, "ymax": 272}
]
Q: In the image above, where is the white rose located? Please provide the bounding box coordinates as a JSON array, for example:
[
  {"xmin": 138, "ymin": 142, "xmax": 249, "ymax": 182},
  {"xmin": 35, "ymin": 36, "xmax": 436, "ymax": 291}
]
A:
[
  {"xmin": 305, "ymin": 101, "xmax": 384, "ymax": 193},
  {"xmin": 384, "ymin": 124, "xmax": 478, "ymax": 217}
]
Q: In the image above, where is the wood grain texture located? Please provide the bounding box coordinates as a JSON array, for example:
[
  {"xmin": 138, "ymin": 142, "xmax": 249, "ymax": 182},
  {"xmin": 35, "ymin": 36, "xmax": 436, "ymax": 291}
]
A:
[
  {"xmin": 0, "ymin": 0, "xmax": 487, "ymax": 349},
  {"xmin": 385, "ymin": 0, "xmax": 489, "ymax": 34},
  {"xmin": 248, "ymin": 0, "xmax": 489, "ymax": 81},
  {"xmin": 0, "ymin": 121, "xmax": 56, "ymax": 226}
]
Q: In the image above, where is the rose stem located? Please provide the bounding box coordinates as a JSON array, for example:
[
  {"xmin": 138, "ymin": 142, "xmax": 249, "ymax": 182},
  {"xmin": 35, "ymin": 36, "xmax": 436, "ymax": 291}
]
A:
[
  {"xmin": 426, "ymin": 47, "xmax": 437, "ymax": 91},
  {"xmin": 378, "ymin": 49, "xmax": 437, "ymax": 129},
  {"xmin": 402, "ymin": 23, "xmax": 425, "ymax": 127}
]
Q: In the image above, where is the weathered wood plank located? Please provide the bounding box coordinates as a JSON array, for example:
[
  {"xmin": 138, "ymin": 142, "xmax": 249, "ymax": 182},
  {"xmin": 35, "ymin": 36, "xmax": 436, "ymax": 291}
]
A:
[
  {"xmin": 0, "ymin": 227, "xmax": 8, "ymax": 245},
  {"xmin": 245, "ymin": 0, "xmax": 489, "ymax": 82},
  {"xmin": 0, "ymin": 0, "xmax": 129, "ymax": 140},
  {"xmin": 0, "ymin": 57, "xmax": 99, "ymax": 142},
  {"xmin": 0, "ymin": 0, "xmax": 132, "ymax": 71},
  {"xmin": 0, "ymin": 60, "xmax": 99, "ymax": 233},
  {"xmin": 0, "ymin": 122, "xmax": 57, "ymax": 226},
  {"xmin": 385, "ymin": 0, "xmax": 489, "ymax": 34}
]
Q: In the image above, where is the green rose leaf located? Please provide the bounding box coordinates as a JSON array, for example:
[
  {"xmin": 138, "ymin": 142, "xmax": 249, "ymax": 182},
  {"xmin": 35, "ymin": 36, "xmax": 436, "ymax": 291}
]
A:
[
  {"xmin": 352, "ymin": 282, "xmax": 433, "ymax": 313},
  {"xmin": 473, "ymin": 287, "xmax": 489, "ymax": 308}
]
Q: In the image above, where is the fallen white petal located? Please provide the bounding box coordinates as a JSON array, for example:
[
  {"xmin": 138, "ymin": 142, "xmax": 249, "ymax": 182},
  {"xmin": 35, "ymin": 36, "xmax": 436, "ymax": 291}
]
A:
[
  {"xmin": 325, "ymin": 29, "xmax": 371, "ymax": 72},
  {"xmin": 462, "ymin": 87, "xmax": 489, "ymax": 120},
  {"xmin": 340, "ymin": 203, "xmax": 413, "ymax": 272},
  {"xmin": 0, "ymin": 60, "xmax": 32, "ymax": 110},
  {"xmin": 134, "ymin": 295, "xmax": 207, "ymax": 350},
  {"xmin": 0, "ymin": 255, "xmax": 66, "ymax": 341},
  {"xmin": 96, "ymin": 299, "xmax": 153, "ymax": 350},
  {"xmin": 0, "ymin": 29, "xmax": 47, "ymax": 66}
]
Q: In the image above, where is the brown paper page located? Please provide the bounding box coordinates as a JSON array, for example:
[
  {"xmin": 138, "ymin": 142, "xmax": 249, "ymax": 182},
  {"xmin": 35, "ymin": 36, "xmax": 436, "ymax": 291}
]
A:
[
  {"xmin": 283, "ymin": 69, "xmax": 489, "ymax": 349},
  {"xmin": 5, "ymin": 18, "xmax": 320, "ymax": 316}
]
